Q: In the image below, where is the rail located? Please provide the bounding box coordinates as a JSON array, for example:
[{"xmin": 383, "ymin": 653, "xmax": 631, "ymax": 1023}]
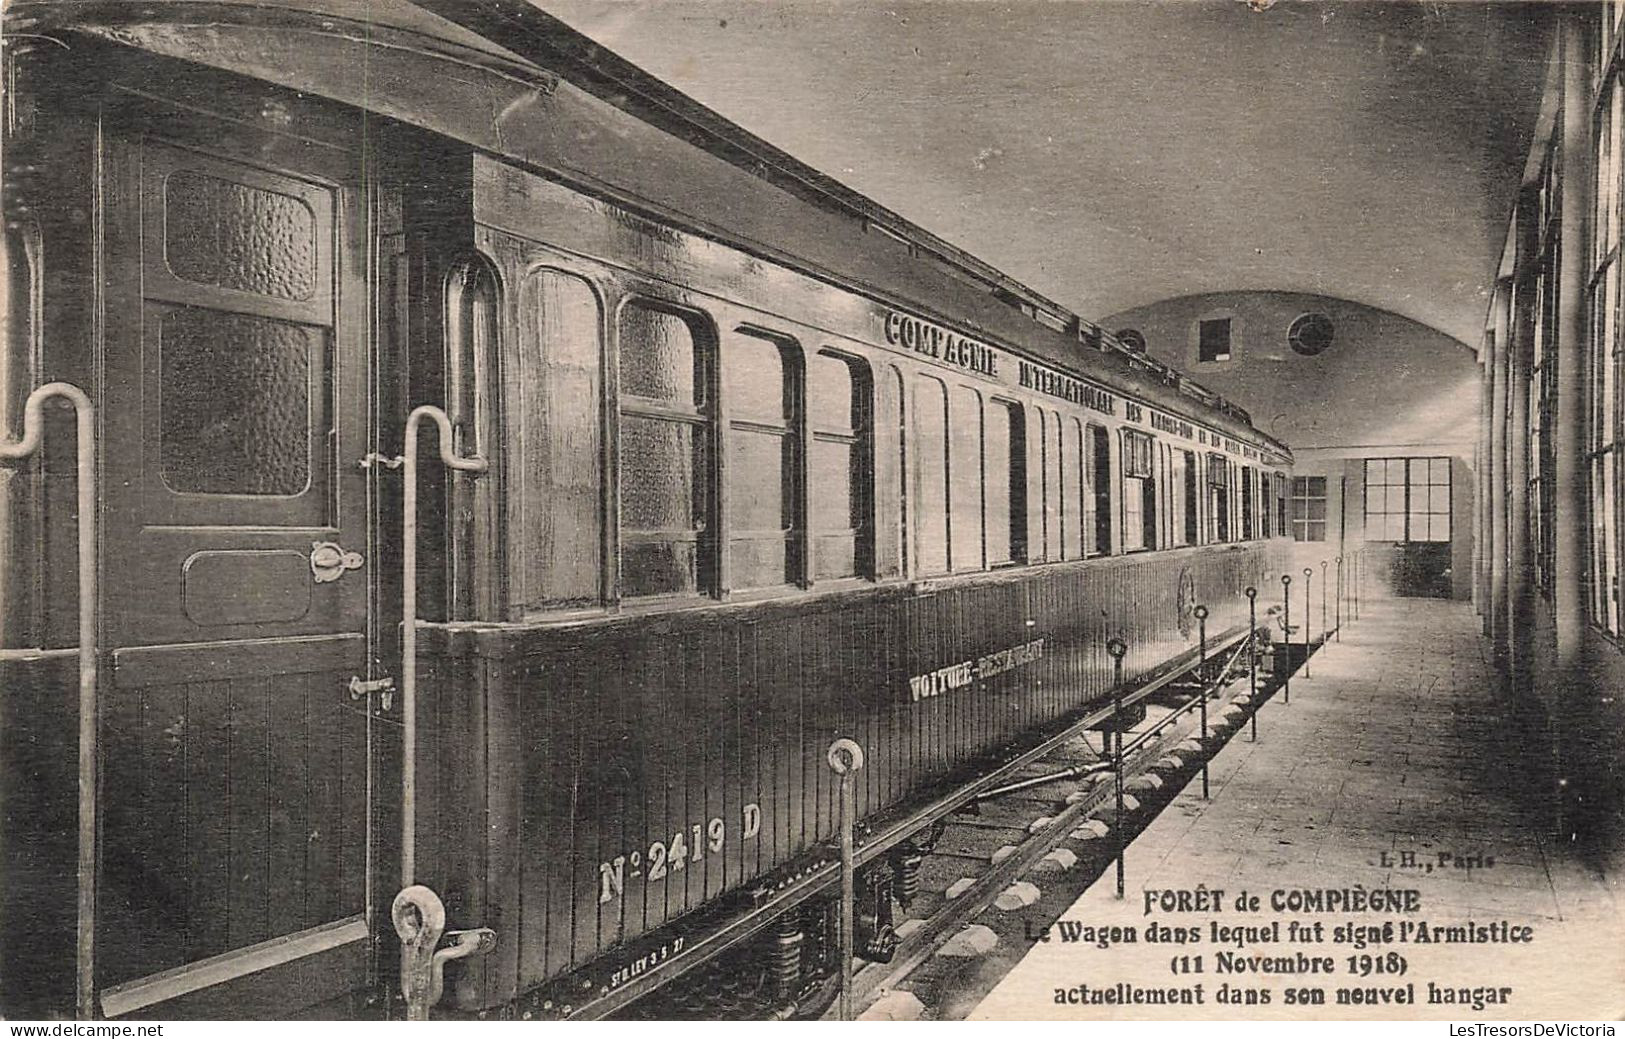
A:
[
  {"xmin": 0, "ymin": 382, "xmax": 98, "ymax": 1019},
  {"xmin": 393, "ymin": 405, "xmax": 489, "ymax": 1020}
]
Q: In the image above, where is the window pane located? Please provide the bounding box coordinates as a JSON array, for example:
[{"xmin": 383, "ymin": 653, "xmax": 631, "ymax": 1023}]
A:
[
  {"xmin": 986, "ymin": 401, "xmax": 1013, "ymax": 564},
  {"xmin": 731, "ymin": 537, "xmax": 790, "ymax": 590},
  {"xmin": 730, "ymin": 430, "xmax": 791, "ymax": 533},
  {"xmin": 809, "ymin": 351, "xmax": 856, "ymax": 433},
  {"xmin": 811, "ymin": 439, "xmax": 856, "ymax": 535},
  {"xmin": 1091, "ymin": 426, "xmax": 1112, "ymax": 554},
  {"xmin": 814, "ymin": 535, "xmax": 857, "ymax": 582},
  {"xmin": 809, "ymin": 350, "xmax": 870, "ymax": 580},
  {"xmin": 621, "ymin": 304, "xmax": 699, "ymax": 405},
  {"xmin": 165, "ymin": 171, "xmax": 317, "ymax": 300},
  {"xmin": 622, "ymin": 541, "xmax": 698, "ymax": 598},
  {"xmin": 1169, "ymin": 449, "xmax": 1187, "ymax": 547},
  {"xmin": 1045, "ymin": 410, "xmax": 1063, "ymax": 559},
  {"xmin": 951, "ymin": 385, "xmax": 983, "ymax": 572},
  {"xmin": 1241, "ymin": 466, "xmax": 1254, "ymax": 540},
  {"xmin": 160, "ymin": 306, "xmax": 316, "ymax": 496},
  {"xmin": 515, "ymin": 269, "xmax": 602, "ymax": 611},
  {"xmin": 726, "ymin": 333, "xmax": 789, "ymax": 422},
  {"xmin": 1199, "ymin": 318, "xmax": 1232, "ymax": 362},
  {"xmin": 621, "ymin": 415, "xmax": 702, "ymax": 533},
  {"xmin": 914, "ymin": 375, "xmax": 949, "ymax": 575},
  {"xmin": 1183, "ymin": 450, "xmax": 1199, "ymax": 545},
  {"xmin": 1059, "ymin": 413, "xmax": 1077, "ymax": 557}
]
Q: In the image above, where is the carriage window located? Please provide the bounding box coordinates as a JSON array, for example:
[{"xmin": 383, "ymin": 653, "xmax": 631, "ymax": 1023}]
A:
[
  {"xmin": 618, "ymin": 301, "xmax": 713, "ymax": 597},
  {"xmin": 951, "ymin": 385, "xmax": 983, "ymax": 572},
  {"xmin": 1241, "ymin": 465, "xmax": 1255, "ymax": 540},
  {"xmin": 1121, "ymin": 429, "xmax": 1156, "ymax": 551},
  {"xmin": 809, "ymin": 350, "xmax": 871, "ymax": 580},
  {"xmin": 987, "ymin": 399, "xmax": 1026, "ymax": 565},
  {"xmin": 1169, "ymin": 449, "xmax": 1191, "ymax": 546},
  {"xmin": 512, "ymin": 269, "xmax": 601, "ymax": 612},
  {"xmin": 1058, "ymin": 412, "xmax": 1080, "ymax": 559},
  {"xmin": 1254, "ymin": 468, "xmax": 1267, "ymax": 536},
  {"xmin": 1089, "ymin": 424, "xmax": 1112, "ymax": 555},
  {"xmin": 1209, "ymin": 452, "xmax": 1231, "ymax": 543},
  {"xmin": 913, "ymin": 374, "xmax": 950, "ymax": 576},
  {"xmin": 894, "ymin": 366, "xmax": 909, "ymax": 577},
  {"xmin": 726, "ymin": 330, "xmax": 800, "ymax": 590},
  {"xmin": 1044, "ymin": 410, "xmax": 1064, "ymax": 560},
  {"xmin": 1069, "ymin": 418, "xmax": 1088, "ymax": 559}
]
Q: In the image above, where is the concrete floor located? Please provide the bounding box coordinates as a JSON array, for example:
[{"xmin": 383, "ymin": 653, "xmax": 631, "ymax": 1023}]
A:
[{"xmin": 972, "ymin": 599, "xmax": 1624, "ymax": 1020}]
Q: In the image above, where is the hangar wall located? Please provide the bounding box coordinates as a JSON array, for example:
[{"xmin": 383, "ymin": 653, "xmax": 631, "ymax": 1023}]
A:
[{"xmin": 1104, "ymin": 290, "xmax": 1479, "ymax": 601}]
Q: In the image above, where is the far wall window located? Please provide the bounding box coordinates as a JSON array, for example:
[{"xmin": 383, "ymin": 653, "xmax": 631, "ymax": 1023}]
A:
[
  {"xmin": 1198, "ymin": 318, "xmax": 1233, "ymax": 363},
  {"xmin": 1291, "ymin": 476, "xmax": 1327, "ymax": 542},
  {"xmin": 1364, "ymin": 457, "xmax": 1450, "ymax": 543}
]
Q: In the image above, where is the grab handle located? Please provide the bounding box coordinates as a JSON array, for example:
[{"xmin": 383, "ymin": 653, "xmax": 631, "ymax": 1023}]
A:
[
  {"xmin": 398, "ymin": 405, "xmax": 486, "ymax": 887},
  {"xmin": 1, "ymin": 382, "xmax": 97, "ymax": 1019}
]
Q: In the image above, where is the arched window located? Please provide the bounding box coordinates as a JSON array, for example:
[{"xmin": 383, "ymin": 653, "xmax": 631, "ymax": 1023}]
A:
[
  {"xmin": 617, "ymin": 299, "xmax": 715, "ymax": 598},
  {"xmin": 511, "ymin": 268, "xmax": 603, "ymax": 613}
]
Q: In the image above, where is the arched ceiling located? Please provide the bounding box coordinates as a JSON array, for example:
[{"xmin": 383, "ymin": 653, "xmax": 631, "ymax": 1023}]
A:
[{"xmin": 534, "ymin": 0, "xmax": 1549, "ymax": 349}]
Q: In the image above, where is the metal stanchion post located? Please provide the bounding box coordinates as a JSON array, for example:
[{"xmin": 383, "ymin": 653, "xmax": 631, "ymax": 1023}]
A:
[
  {"xmin": 1194, "ymin": 606, "xmax": 1210, "ymax": 798},
  {"xmin": 1106, "ymin": 636, "xmax": 1128, "ymax": 899},
  {"xmin": 1303, "ymin": 568, "xmax": 1313, "ymax": 679},
  {"xmin": 1335, "ymin": 556, "xmax": 1343, "ymax": 643},
  {"xmin": 827, "ymin": 738, "xmax": 866, "ymax": 1021},
  {"xmin": 1345, "ymin": 549, "xmax": 1358, "ymax": 621},
  {"xmin": 1245, "ymin": 587, "xmax": 1259, "ymax": 741},
  {"xmin": 1320, "ymin": 560, "xmax": 1328, "ymax": 646},
  {"xmin": 1281, "ymin": 574, "xmax": 1292, "ymax": 705}
]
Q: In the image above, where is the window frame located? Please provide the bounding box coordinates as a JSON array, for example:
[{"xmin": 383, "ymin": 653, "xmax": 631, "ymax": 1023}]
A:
[
  {"xmin": 1120, "ymin": 428, "xmax": 1157, "ymax": 553},
  {"xmin": 1290, "ymin": 475, "xmax": 1328, "ymax": 543},
  {"xmin": 614, "ymin": 295, "xmax": 720, "ymax": 602},
  {"xmin": 1361, "ymin": 457, "xmax": 1451, "ymax": 544},
  {"xmin": 807, "ymin": 347, "xmax": 876, "ymax": 583},
  {"xmin": 1589, "ymin": 27, "xmax": 1625, "ymax": 639}
]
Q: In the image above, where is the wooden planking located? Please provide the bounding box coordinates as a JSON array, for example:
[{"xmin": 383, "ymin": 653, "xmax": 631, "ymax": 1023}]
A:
[
  {"xmin": 480, "ymin": 543, "xmax": 1281, "ymax": 1000},
  {"xmin": 485, "ymin": 655, "xmax": 524, "ymax": 1003},
  {"xmin": 225, "ymin": 677, "xmax": 270, "ymax": 952},
  {"xmin": 303, "ymin": 674, "xmax": 347, "ymax": 927},
  {"xmin": 184, "ymin": 680, "xmax": 231, "ymax": 962}
]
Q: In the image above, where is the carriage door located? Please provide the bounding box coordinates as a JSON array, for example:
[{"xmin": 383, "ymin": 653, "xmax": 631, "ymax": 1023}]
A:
[{"xmin": 95, "ymin": 94, "xmax": 374, "ymax": 1018}]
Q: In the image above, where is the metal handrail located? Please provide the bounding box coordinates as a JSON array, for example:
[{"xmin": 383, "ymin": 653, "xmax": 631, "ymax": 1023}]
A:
[
  {"xmin": 399, "ymin": 405, "xmax": 486, "ymax": 888},
  {"xmin": 0, "ymin": 382, "xmax": 97, "ymax": 1019}
]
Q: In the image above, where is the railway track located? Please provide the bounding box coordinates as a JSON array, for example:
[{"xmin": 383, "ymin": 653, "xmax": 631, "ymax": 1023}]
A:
[{"xmin": 838, "ymin": 632, "xmax": 1288, "ymax": 1021}]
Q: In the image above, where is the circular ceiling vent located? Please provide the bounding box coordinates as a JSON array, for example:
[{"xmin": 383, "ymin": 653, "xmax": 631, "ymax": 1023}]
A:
[
  {"xmin": 1288, "ymin": 313, "xmax": 1335, "ymax": 356},
  {"xmin": 1115, "ymin": 328, "xmax": 1147, "ymax": 352}
]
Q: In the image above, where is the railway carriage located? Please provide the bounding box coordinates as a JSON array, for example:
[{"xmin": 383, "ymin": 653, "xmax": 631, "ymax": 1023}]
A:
[{"xmin": 0, "ymin": 0, "xmax": 1292, "ymax": 1020}]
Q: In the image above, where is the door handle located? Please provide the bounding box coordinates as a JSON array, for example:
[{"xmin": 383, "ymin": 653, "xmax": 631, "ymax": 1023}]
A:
[{"xmin": 310, "ymin": 541, "xmax": 364, "ymax": 583}]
